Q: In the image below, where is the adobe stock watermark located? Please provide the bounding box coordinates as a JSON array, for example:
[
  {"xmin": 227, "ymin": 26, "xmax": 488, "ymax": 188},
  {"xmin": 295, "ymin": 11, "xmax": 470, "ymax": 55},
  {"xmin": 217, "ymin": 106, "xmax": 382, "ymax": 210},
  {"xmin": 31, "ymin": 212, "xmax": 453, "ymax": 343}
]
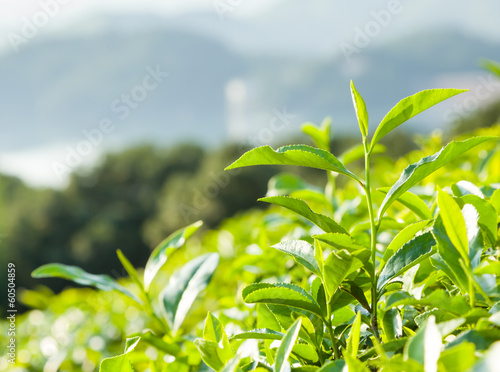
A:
[
  {"xmin": 51, "ymin": 65, "xmax": 169, "ymax": 180},
  {"xmin": 213, "ymin": 0, "xmax": 245, "ymax": 21},
  {"xmin": 443, "ymin": 74, "xmax": 500, "ymax": 123},
  {"xmin": 178, "ymin": 107, "xmax": 296, "ymax": 222},
  {"xmin": 340, "ymin": 0, "xmax": 410, "ymax": 63},
  {"xmin": 8, "ymin": 0, "xmax": 76, "ymax": 53}
]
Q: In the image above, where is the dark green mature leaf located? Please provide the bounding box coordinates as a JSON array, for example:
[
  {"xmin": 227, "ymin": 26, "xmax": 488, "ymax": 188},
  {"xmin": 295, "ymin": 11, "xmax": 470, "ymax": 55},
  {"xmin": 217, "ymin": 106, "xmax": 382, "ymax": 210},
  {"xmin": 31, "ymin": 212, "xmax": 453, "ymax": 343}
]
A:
[
  {"xmin": 382, "ymin": 220, "xmax": 433, "ymax": 264},
  {"xmin": 272, "ymin": 240, "xmax": 322, "ymax": 277},
  {"xmin": 243, "ymin": 283, "xmax": 324, "ymax": 318},
  {"xmin": 231, "ymin": 329, "xmax": 284, "ymax": 341},
  {"xmin": 378, "ymin": 187, "xmax": 432, "ymax": 220},
  {"xmin": 350, "ymin": 81, "xmax": 369, "ymax": 139},
  {"xmin": 378, "ymin": 137, "xmax": 496, "ymax": 219},
  {"xmin": 378, "ymin": 232, "xmax": 436, "ymax": 291},
  {"xmin": 144, "ymin": 220, "xmax": 203, "ymax": 292},
  {"xmin": 225, "ymin": 144, "xmax": 361, "ymax": 183},
  {"xmin": 370, "ymin": 89, "xmax": 467, "ymax": 151},
  {"xmin": 260, "ymin": 196, "xmax": 347, "ymax": 234},
  {"xmin": 161, "ymin": 253, "xmax": 219, "ymax": 334},
  {"xmin": 99, "ymin": 336, "xmax": 141, "ymax": 372},
  {"xmin": 437, "ymin": 190, "xmax": 469, "ymax": 263},
  {"xmin": 317, "ymin": 360, "xmax": 346, "ymax": 371},
  {"xmin": 32, "ymin": 264, "xmax": 142, "ymax": 304},
  {"xmin": 275, "ymin": 318, "xmax": 302, "ymax": 372}
]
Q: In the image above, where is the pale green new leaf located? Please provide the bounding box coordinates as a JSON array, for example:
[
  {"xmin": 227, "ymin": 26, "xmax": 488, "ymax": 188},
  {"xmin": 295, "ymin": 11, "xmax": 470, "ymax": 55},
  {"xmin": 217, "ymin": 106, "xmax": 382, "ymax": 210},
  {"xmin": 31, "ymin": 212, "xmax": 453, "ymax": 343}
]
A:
[
  {"xmin": 225, "ymin": 144, "xmax": 361, "ymax": 183},
  {"xmin": 378, "ymin": 232, "xmax": 436, "ymax": 291},
  {"xmin": 194, "ymin": 339, "xmax": 225, "ymax": 371},
  {"xmin": 314, "ymin": 233, "xmax": 366, "ymax": 252},
  {"xmin": 347, "ymin": 311, "xmax": 362, "ymax": 357},
  {"xmin": 482, "ymin": 59, "xmax": 500, "ymax": 78},
  {"xmin": 32, "ymin": 263, "xmax": 142, "ymax": 304},
  {"xmin": 144, "ymin": 220, "xmax": 203, "ymax": 292},
  {"xmin": 204, "ymin": 313, "xmax": 234, "ymax": 364},
  {"xmin": 272, "ymin": 240, "xmax": 322, "ymax": 277},
  {"xmin": 99, "ymin": 336, "xmax": 141, "ymax": 372},
  {"xmin": 370, "ymin": 89, "xmax": 467, "ymax": 151},
  {"xmin": 243, "ymin": 283, "xmax": 324, "ymax": 318},
  {"xmin": 437, "ymin": 342, "xmax": 476, "ymax": 372},
  {"xmin": 350, "ymin": 81, "xmax": 369, "ymax": 139},
  {"xmin": 382, "ymin": 220, "xmax": 433, "ymax": 265},
  {"xmin": 231, "ymin": 329, "xmax": 284, "ymax": 341},
  {"xmin": 302, "ymin": 118, "xmax": 331, "ymax": 151},
  {"xmin": 274, "ymin": 318, "xmax": 302, "ymax": 372},
  {"xmin": 260, "ymin": 196, "xmax": 347, "ymax": 234},
  {"xmin": 340, "ymin": 143, "xmax": 386, "ymax": 165},
  {"xmin": 161, "ymin": 253, "xmax": 219, "ymax": 334},
  {"xmin": 378, "ymin": 187, "xmax": 432, "ymax": 220},
  {"xmin": 404, "ymin": 315, "xmax": 442, "ymax": 371},
  {"xmin": 116, "ymin": 249, "xmax": 143, "ymax": 292},
  {"xmin": 378, "ymin": 137, "xmax": 496, "ymax": 219},
  {"xmin": 437, "ymin": 190, "xmax": 469, "ymax": 263},
  {"xmin": 324, "ymin": 250, "xmax": 354, "ymax": 299}
]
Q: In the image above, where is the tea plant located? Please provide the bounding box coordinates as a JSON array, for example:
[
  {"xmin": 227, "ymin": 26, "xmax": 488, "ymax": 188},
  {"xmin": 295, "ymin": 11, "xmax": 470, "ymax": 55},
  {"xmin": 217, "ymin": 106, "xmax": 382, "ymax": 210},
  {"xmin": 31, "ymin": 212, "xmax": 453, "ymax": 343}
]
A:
[
  {"xmin": 193, "ymin": 83, "xmax": 500, "ymax": 371},
  {"xmin": 32, "ymin": 221, "xmax": 220, "ymax": 371}
]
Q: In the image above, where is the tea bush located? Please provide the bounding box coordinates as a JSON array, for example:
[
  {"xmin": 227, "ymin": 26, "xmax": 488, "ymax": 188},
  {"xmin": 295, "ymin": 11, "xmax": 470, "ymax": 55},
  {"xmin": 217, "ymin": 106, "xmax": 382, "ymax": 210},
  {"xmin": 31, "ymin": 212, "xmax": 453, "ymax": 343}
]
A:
[{"xmin": 5, "ymin": 78, "xmax": 500, "ymax": 371}]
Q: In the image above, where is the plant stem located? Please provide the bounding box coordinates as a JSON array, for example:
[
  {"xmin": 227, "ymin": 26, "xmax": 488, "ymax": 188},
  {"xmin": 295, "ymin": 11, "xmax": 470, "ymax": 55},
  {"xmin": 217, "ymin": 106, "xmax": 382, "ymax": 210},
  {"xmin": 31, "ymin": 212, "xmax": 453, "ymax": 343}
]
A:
[{"xmin": 364, "ymin": 150, "xmax": 381, "ymax": 342}]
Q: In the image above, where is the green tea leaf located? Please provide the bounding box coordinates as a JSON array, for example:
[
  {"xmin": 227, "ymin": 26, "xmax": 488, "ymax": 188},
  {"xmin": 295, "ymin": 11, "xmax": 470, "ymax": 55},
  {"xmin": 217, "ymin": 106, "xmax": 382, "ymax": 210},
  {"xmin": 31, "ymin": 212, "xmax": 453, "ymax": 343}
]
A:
[
  {"xmin": 260, "ymin": 196, "xmax": 347, "ymax": 234},
  {"xmin": 225, "ymin": 144, "xmax": 361, "ymax": 184},
  {"xmin": 347, "ymin": 311, "xmax": 362, "ymax": 357},
  {"xmin": 274, "ymin": 318, "xmax": 302, "ymax": 372},
  {"xmin": 370, "ymin": 89, "xmax": 467, "ymax": 151},
  {"xmin": 378, "ymin": 137, "xmax": 496, "ymax": 219},
  {"xmin": 438, "ymin": 342, "xmax": 476, "ymax": 372},
  {"xmin": 32, "ymin": 263, "xmax": 142, "ymax": 304},
  {"xmin": 382, "ymin": 220, "xmax": 433, "ymax": 265},
  {"xmin": 324, "ymin": 250, "xmax": 354, "ymax": 299},
  {"xmin": 243, "ymin": 283, "xmax": 324, "ymax": 318},
  {"xmin": 302, "ymin": 118, "xmax": 331, "ymax": 151},
  {"xmin": 459, "ymin": 194, "xmax": 498, "ymax": 245},
  {"xmin": 340, "ymin": 143, "xmax": 386, "ymax": 165},
  {"xmin": 99, "ymin": 336, "xmax": 141, "ymax": 372},
  {"xmin": 144, "ymin": 220, "xmax": 203, "ymax": 291},
  {"xmin": 378, "ymin": 187, "xmax": 432, "ymax": 220},
  {"xmin": 383, "ymin": 308, "xmax": 403, "ymax": 342},
  {"xmin": 194, "ymin": 339, "xmax": 225, "ymax": 371},
  {"xmin": 203, "ymin": 313, "xmax": 234, "ymax": 363},
  {"xmin": 386, "ymin": 289, "xmax": 470, "ymax": 316},
  {"xmin": 314, "ymin": 233, "xmax": 365, "ymax": 252},
  {"xmin": 437, "ymin": 190, "xmax": 469, "ymax": 263},
  {"xmin": 482, "ymin": 59, "xmax": 500, "ymax": 78},
  {"xmin": 404, "ymin": 315, "xmax": 442, "ymax": 370},
  {"xmin": 116, "ymin": 249, "xmax": 143, "ymax": 292},
  {"xmin": 161, "ymin": 253, "xmax": 219, "ymax": 335},
  {"xmin": 350, "ymin": 81, "xmax": 369, "ymax": 139},
  {"xmin": 231, "ymin": 329, "xmax": 284, "ymax": 341},
  {"xmin": 378, "ymin": 232, "xmax": 436, "ymax": 291},
  {"xmin": 272, "ymin": 240, "xmax": 322, "ymax": 277}
]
